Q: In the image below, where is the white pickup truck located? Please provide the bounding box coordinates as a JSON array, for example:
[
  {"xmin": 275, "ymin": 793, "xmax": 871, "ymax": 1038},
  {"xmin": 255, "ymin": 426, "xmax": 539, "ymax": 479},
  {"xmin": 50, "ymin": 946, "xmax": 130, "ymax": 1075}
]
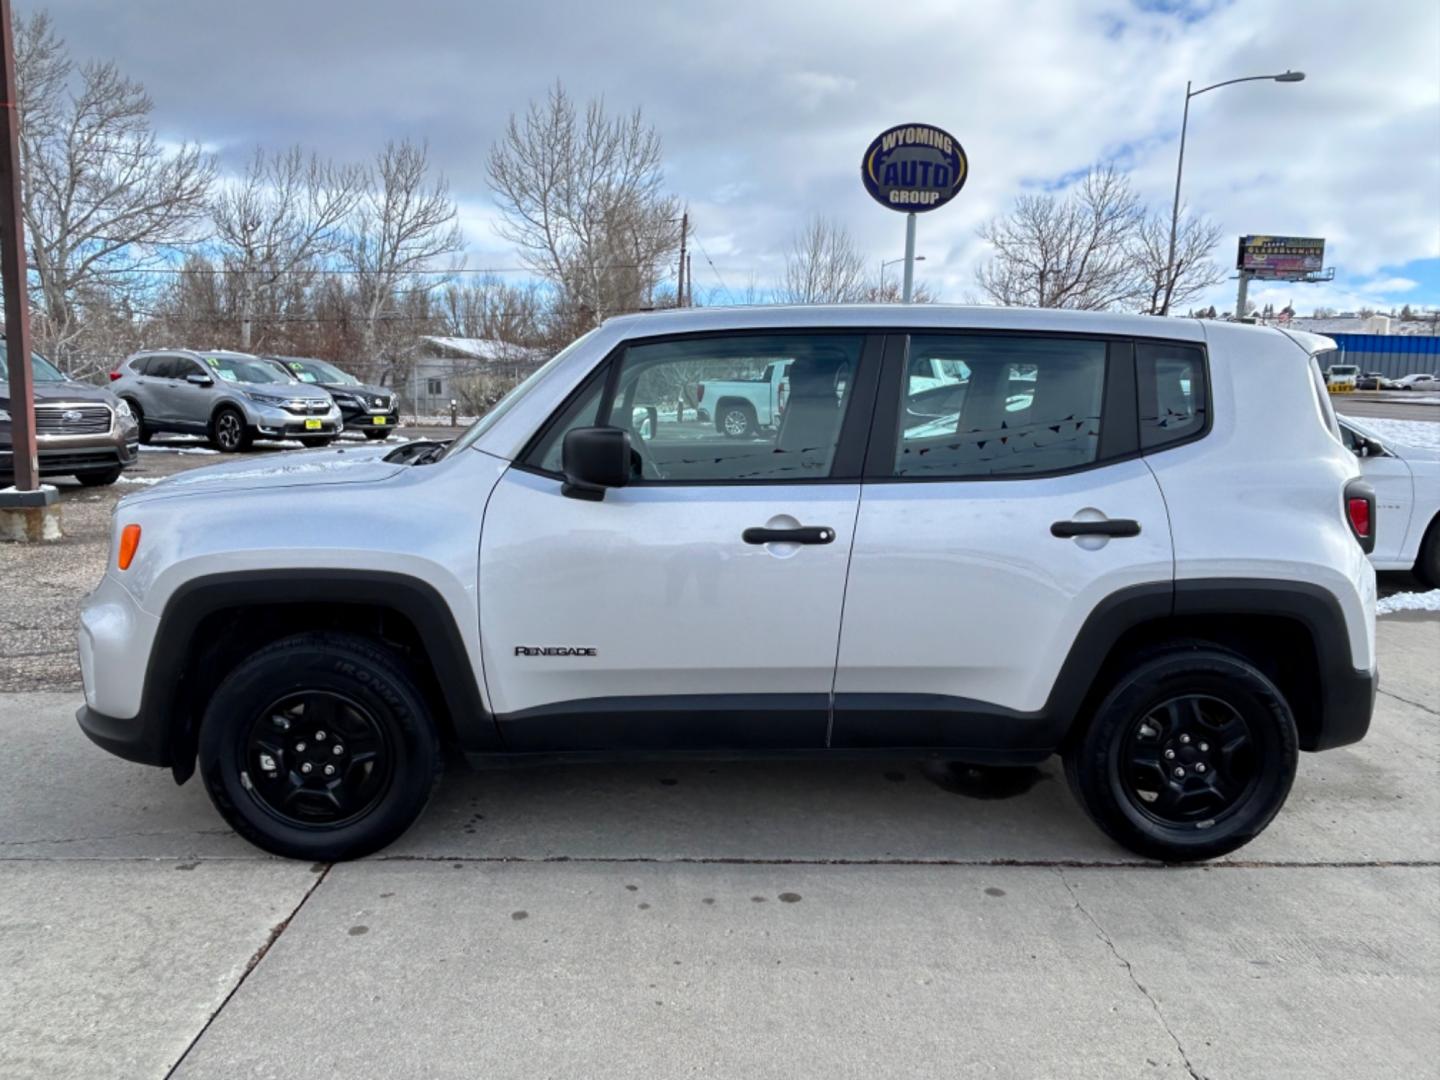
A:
[{"xmin": 696, "ymin": 361, "xmax": 792, "ymax": 438}]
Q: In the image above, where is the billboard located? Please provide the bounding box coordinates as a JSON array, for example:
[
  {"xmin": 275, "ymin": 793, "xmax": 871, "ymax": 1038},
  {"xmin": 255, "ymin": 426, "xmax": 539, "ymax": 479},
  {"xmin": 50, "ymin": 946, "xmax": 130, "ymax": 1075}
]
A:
[{"xmin": 1237, "ymin": 235, "xmax": 1325, "ymax": 278}]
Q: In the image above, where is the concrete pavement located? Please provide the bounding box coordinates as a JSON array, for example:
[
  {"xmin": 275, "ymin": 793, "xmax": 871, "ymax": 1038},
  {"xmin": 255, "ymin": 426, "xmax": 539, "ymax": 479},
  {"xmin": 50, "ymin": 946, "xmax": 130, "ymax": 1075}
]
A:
[{"xmin": 0, "ymin": 617, "xmax": 1436, "ymax": 1077}]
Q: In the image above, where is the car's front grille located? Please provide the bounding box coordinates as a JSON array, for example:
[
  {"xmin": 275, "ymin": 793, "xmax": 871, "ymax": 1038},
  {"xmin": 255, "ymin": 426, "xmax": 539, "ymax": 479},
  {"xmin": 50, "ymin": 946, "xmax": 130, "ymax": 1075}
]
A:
[
  {"xmin": 366, "ymin": 395, "xmax": 391, "ymax": 410},
  {"xmin": 282, "ymin": 400, "xmax": 332, "ymax": 415},
  {"xmin": 34, "ymin": 404, "xmax": 112, "ymax": 435}
]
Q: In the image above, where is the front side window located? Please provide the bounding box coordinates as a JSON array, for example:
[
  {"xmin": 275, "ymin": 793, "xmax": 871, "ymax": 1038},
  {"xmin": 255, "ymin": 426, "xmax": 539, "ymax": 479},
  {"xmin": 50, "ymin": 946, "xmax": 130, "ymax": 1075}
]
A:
[
  {"xmin": 1137, "ymin": 341, "xmax": 1208, "ymax": 450},
  {"xmin": 893, "ymin": 334, "xmax": 1105, "ymax": 478},
  {"xmin": 529, "ymin": 333, "xmax": 864, "ymax": 483}
]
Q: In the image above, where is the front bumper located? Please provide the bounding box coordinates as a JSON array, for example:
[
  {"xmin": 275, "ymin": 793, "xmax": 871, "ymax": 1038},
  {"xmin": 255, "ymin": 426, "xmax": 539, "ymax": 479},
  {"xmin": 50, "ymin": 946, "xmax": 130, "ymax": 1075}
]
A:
[
  {"xmin": 341, "ymin": 408, "xmax": 400, "ymax": 431},
  {"xmin": 77, "ymin": 703, "xmax": 169, "ymax": 766},
  {"xmin": 246, "ymin": 402, "xmax": 344, "ymax": 439}
]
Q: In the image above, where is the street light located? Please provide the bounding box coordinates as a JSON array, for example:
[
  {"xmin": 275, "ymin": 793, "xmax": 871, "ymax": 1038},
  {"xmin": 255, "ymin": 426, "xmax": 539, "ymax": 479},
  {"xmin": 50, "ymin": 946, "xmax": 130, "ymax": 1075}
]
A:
[
  {"xmin": 1161, "ymin": 70, "xmax": 1305, "ymax": 316},
  {"xmin": 880, "ymin": 255, "xmax": 924, "ymax": 297}
]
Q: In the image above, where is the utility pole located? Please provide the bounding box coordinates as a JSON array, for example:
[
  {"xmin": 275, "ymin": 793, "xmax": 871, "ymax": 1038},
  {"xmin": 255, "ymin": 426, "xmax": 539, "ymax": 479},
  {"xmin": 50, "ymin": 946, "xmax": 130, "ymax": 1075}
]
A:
[
  {"xmin": 0, "ymin": 0, "xmax": 41, "ymax": 496},
  {"xmin": 677, "ymin": 212, "xmax": 688, "ymax": 308},
  {"xmin": 686, "ymin": 254, "xmax": 692, "ymax": 306}
]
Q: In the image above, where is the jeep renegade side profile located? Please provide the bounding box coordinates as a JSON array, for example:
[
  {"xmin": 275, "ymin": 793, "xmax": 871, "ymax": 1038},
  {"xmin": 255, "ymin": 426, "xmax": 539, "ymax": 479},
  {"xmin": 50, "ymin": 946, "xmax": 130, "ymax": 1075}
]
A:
[{"xmin": 76, "ymin": 307, "xmax": 1377, "ymax": 862}]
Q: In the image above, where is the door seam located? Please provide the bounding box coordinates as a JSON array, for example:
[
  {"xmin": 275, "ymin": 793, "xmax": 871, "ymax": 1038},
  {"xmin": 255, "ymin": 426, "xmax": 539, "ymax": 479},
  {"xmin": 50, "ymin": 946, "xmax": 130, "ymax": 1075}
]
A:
[{"xmin": 826, "ymin": 485, "xmax": 867, "ymax": 747}]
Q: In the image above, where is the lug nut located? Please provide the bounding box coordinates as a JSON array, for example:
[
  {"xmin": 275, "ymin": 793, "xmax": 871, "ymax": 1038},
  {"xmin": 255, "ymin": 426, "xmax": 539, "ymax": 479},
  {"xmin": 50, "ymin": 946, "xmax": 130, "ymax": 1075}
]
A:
[
  {"xmin": 1179, "ymin": 734, "xmax": 1192, "ymax": 745},
  {"xmin": 1196, "ymin": 763, "xmax": 1207, "ymax": 774},
  {"xmin": 1164, "ymin": 749, "xmax": 1176, "ymax": 760},
  {"xmin": 295, "ymin": 741, "xmax": 307, "ymax": 753},
  {"xmin": 332, "ymin": 744, "xmax": 344, "ymax": 755},
  {"xmin": 301, "ymin": 762, "xmax": 313, "ymax": 774},
  {"xmin": 316, "ymin": 730, "xmax": 327, "ymax": 741},
  {"xmin": 1173, "ymin": 767, "xmax": 1185, "ymax": 778},
  {"xmin": 323, "ymin": 764, "xmax": 336, "ymax": 777},
  {"xmin": 1199, "ymin": 742, "xmax": 1209, "ymax": 752}
]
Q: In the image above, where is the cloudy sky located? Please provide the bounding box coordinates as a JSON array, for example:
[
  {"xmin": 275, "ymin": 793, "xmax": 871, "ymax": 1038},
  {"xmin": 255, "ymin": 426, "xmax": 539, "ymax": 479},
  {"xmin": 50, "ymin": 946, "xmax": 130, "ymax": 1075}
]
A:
[{"xmin": 28, "ymin": 0, "xmax": 1440, "ymax": 315}]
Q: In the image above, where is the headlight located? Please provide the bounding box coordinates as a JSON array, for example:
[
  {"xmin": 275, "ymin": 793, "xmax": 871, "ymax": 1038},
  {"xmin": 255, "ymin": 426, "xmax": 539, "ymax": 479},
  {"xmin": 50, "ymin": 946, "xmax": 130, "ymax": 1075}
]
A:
[
  {"xmin": 332, "ymin": 394, "xmax": 359, "ymax": 407},
  {"xmin": 244, "ymin": 390, "xmax": 291, "ymax": 406},
  {"xmin": 115, "ymin": 399, "xmax": 133, "ymax": 419}
]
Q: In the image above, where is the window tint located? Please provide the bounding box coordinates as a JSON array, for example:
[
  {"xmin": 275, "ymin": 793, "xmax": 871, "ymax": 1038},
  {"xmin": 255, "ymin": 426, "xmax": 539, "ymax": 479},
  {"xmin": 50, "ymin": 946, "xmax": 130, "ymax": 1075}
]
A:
[
  {"xmin": 147, "ymin": 356, "xmax": 181, "ymax": 379},
  {"xmin": 173, "ymin": 357, "xmax": 205, "ymax": 380},
  {"xmin": 1138, "ymin": 342, "xmax": 1207, "ymax": 450},
  {"xmin": 892, "ymin": 334, "xmax": 1105, "ymax": 478},
  {"xmin": 530, "ymin": 371, "xmax": 605, "ymax": 474}
]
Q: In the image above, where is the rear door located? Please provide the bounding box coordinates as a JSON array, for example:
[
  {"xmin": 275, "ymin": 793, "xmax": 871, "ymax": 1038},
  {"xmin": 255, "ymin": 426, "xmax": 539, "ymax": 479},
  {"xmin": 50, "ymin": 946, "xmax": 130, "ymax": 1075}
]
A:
[
  {"xmin": 832, "ymin": 331, "xmax": 1179, "ymax": 753},
  {"xmin": 480, "ymin": 329, "xmax": 881, "ymax": 752},
  {"xmin": 141, "ymin": 355, "xmax": 184, "ymax": 421}
]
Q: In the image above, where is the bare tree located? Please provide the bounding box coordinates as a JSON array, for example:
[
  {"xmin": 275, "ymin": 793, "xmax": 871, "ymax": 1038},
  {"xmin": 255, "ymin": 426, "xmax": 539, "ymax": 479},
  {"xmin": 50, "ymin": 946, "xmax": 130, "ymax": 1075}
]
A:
[
  {"xmin": 1131, "ymin": 210, "xmax": 1226, "ymax": 316},
  {"xmin": 15, "ymin": 12, "xmax": 213, "ymax": 368},
  {"xmin": 440, "ymin": 274, "xmax": 546, "ymax": 354},
  {"xmin": 343, "ymin": 139, "xmax": 463, "ymax": 385},
  {"xmin": 859, "ymin": 277, "xmax": 938, "ymax": 303},
  {"xmin": 211, "ymin": 146, "xmax": 363, "ymax": 349},
  {"xmin": 975, "ymin": 165, "xmax": 1142, "ymax": 310},
  {"xmin": 486, "ymin": 82, "xmax": 682, "ymax": 328},
  {"xmin": 779, "ymin": 216, "xmax": 866, "ymax": 303}
]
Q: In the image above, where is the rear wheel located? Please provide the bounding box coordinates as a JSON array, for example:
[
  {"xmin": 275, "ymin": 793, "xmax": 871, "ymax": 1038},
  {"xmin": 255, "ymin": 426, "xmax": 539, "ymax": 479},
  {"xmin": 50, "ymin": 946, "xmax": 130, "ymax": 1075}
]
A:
[
  {"xmin": 1064, "ymin": 644, "xmax": 1298, "ymax": 862},
  {"xmin": 716, "ymin": 402, "xmax": 756, "ymax": 438},
  {"xmin": 210, "ymin": 406, "xmax": 251, "ymax": 452},
  {"xmin": 198, "ymin": 633, "xmax": 441, "ymax": 861},
  {"xmin": 124, "ymin": 399, "xmax": 152, "ymax": 444}
]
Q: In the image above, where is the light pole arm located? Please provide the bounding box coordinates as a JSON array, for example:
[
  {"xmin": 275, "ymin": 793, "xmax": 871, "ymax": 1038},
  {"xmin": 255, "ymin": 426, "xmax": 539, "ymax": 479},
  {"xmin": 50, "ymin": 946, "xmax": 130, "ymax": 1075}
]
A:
[{"xmin": 1189, "ymin": 72, "xmax": 1296, "ymax": 97}]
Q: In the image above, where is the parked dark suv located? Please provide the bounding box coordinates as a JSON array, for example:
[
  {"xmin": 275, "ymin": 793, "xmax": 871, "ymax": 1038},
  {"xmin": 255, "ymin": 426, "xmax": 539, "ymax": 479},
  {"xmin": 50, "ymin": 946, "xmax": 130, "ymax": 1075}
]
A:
[
  {"xmin": 1, "ymin": 344, "xmax": 138, "ymax": 486},
  {"xmin": 265, "ymin": 356, "xmax": 399, "ymax": 439}
]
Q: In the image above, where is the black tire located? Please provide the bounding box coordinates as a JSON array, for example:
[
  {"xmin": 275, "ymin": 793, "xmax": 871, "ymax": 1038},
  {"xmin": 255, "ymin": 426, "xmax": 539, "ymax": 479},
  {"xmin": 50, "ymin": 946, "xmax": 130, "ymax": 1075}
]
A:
[
  {"xmin": 715, "ymin": 401, "xmax": 756, "ymax": 438},
  {"xmin": 123, "ymin": 399, "xmax": 152, "ymax": 444},
  {"xmin": 1412, "ymin": 515, "xmax": 1440, "ymax": 589},
  {"xmin": 210, "ymin": 406, "xmax": 252, "ymax": 452},
  {"xmin": 1064, "ymin": 643, "xmax": 1298, "ymax": 862},
  {"xmin": 198, "ymin": 633, "xmax": 442, "ymax": 861},
  {"xmin": 363, "ymin": 429, "xmax": 391, "ymax": 441},
  {"xmin": 74, "ymin": 467, "xmax": 123, "ymax": 486},
  {"xmin": 298, "ymin": 436, "xmax": 334, "ymax": 449}
]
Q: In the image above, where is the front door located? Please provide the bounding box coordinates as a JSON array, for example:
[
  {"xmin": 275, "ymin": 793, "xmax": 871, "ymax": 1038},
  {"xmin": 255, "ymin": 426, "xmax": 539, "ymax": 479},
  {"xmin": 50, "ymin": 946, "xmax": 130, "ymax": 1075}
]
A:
[
  {"xmin": 833, "ymin": 331, "xmax": 1180, "ymax": 753},
  {"xmin": 479, "ymin": 330, "xmax": 879, "ymax": 752}
]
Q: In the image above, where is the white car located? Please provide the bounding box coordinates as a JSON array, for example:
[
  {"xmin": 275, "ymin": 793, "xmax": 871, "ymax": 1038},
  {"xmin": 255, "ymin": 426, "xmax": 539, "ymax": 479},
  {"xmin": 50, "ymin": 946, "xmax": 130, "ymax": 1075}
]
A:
[
  {"xmin": 1339, "ymin": 417, "xmax": 1440, "ymax": 585},
  {"xmin": 76, "ymin": 307, "xmax": 1377, "ymax": 864},
  {"xmin": 1394, "ymin": 373, "xmax": 1438, "ymax": 391}
]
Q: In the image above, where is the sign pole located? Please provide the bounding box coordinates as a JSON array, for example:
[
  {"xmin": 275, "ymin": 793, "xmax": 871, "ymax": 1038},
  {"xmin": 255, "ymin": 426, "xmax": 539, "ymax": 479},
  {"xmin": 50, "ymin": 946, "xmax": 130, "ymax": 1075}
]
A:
[
  {"xmin": 0, "ymin": 0, "xmax": 39, "ymax": 492},
  {"xmin": 1235, "ymin": 269, "xmax": 1250, "ymax": 321},
  {"xmin": 901, "ymin": 212, "xmax": 917, "ymax": 303}
]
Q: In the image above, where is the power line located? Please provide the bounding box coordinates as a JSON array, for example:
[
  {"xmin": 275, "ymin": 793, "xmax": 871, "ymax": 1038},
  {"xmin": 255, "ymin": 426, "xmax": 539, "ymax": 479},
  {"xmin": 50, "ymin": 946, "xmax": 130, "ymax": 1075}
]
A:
[{"xmin": 690, "ymin": 234, "xmax": 736, "ymax": 305}]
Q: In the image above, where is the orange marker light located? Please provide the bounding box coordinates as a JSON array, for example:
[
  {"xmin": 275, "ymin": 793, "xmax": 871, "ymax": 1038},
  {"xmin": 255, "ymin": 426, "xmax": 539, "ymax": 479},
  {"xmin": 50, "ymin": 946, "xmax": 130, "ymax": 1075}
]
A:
[{"xmin": 117, "ymin": 524, "xmax": 142, "ymax": 570}]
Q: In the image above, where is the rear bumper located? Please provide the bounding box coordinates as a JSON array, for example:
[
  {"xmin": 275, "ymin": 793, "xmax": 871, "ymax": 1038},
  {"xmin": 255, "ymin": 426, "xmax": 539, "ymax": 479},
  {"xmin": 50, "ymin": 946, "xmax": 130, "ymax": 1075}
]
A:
[
  {"xmin": 76, "ymin": 704, "xmax": 169, "ymax": 767},
  {"xmin": 1308, "ymin": 664, "xmax": 1377, "ymax": 752}
]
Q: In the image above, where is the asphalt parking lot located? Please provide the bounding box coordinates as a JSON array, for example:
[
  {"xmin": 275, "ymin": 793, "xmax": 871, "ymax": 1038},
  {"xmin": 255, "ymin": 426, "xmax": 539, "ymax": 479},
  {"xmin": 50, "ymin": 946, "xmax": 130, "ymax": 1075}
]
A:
[{"xmin": 2, "ymin": 428, "xmax": 1437, "ymax": 1079}]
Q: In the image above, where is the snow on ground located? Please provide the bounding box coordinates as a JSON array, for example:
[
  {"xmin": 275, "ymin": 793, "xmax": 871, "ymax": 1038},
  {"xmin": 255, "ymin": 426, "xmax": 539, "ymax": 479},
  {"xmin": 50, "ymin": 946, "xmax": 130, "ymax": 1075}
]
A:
[
  {"xmin": 1376, "ymin": 589, "xmax": 1440, "ymax": 615},
  {"xmin": 139, "ymin": 442, "xmax": 220, "ymax": 456},
  {"xmin": 116, "ymin": 476, "xmax": 165, "ymax": 485},
  {"xmin": 1337, "ymin": 415, "xmax": 1440, "ymax": 451}
]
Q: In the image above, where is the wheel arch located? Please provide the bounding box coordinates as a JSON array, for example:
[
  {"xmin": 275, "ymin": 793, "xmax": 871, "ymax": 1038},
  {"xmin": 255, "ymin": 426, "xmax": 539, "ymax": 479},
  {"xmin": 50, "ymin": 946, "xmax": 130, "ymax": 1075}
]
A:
[
  {"xmin": 141, "ymin": 569, "xmax": 499, "ymax": 783},
  {"xmin": 1053, "ymin": 579, "xmax": 1373, "ymax": 754}
]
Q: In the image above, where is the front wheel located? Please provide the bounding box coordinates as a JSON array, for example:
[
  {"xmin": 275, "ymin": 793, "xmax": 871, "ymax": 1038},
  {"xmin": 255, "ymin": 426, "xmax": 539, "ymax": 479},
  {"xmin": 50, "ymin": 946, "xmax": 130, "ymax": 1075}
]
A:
[
  {"xmin": 1064, "ymin": 644, "xmax": 1298, "ymax": 862},
  {"xmin": 298, "ymin": 436, "xmax": 334, "ymax": 449},
  {"xmin": 198, "ymin": 633, "xmax": 442, "ymax": 860},
  {"xmin": 74, "ymin": 467, "xmax": 123, "ymax": 487},
  {"xmin": 210, "ymin": 406, "xmax": 251, "ymax": 452},
  {"xmin": 364, "ymin": 429, "xmax": 391, "ymax": 441}
]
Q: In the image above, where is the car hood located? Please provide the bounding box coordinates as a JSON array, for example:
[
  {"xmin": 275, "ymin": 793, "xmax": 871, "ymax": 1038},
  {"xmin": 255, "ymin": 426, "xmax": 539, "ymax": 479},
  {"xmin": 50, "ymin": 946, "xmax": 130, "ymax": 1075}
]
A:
[
  {"xmin": 318, "ymin": 382, "xmax": 394, "ymax": 403},
  {"xmin": 0, "ymin": 378, "xmax": 120, "ymax": 406},
  {"xmin": 118, "ymin": 443, "xmax": 406, "ymax": 504}
]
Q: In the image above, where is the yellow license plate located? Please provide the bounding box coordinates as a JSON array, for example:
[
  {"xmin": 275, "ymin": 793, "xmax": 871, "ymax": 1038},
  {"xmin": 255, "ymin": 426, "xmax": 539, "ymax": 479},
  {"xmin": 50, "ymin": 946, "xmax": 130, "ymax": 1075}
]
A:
[
  {"xmin": 372, "ymin": 416, "xmax": 388, "ymax": 426},
  {"xmin": 304, "ymin": 418, "xmax": 322, "ymax": 430}
]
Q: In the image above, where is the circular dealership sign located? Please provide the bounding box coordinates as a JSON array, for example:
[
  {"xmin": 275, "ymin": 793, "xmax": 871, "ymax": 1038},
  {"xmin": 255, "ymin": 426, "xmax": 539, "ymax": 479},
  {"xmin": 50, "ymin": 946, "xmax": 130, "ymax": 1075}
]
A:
[{"xmin": 861, "ymin": 123, "xmax": 968, "ymax": 212}]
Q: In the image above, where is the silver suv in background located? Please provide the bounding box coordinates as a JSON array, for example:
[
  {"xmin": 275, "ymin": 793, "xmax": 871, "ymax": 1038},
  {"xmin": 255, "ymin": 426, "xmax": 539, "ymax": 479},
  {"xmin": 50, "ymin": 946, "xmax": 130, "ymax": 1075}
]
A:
[{"xmin": 110, "ymin": 349, "xmax": 342, "ymax": 452}]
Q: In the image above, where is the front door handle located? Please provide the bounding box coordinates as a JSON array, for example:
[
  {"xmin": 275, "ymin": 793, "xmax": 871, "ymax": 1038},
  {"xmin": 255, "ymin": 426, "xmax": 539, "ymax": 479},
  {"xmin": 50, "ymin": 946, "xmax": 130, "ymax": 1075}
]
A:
[
  {"xmin": 1051, "ymin": 519, "xmax": 1141, "ymax": 538},
  {"xmin": 743, "ymin": 526, "xmax": 835, "ymax": 545}
]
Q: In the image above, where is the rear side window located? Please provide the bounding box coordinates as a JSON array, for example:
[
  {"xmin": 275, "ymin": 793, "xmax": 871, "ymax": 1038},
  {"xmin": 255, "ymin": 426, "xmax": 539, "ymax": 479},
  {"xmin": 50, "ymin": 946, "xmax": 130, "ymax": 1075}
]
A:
[
  {"xmin": 1308, "ymin": 350, "xmax": 1341, "ymax": 439},
  {"xmin": 130, "ymin": 355, "xmax": 158, "ymax": 376},
  {"xmin": 892, "ymin": 334, "xmax": 1106, "ymax": 478},
  {"xmin": 1137, "ymin": 342, "xmax": 1207, "ymax": 451},
  {"xmin": 147, "ymin": 356, "xmax": 181, "ymax": 379}
]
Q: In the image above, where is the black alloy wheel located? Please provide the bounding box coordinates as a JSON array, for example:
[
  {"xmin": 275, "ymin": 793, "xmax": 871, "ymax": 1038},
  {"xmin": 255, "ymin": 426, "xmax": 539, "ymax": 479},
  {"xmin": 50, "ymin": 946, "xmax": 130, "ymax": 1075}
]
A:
[{"xmin": 1118, "ymin": 694, "xmax": 1258, "ymax": 827}]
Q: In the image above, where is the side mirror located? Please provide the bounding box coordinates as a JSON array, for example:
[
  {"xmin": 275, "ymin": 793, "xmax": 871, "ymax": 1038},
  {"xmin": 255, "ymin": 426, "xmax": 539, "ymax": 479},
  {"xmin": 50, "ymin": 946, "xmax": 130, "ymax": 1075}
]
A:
[
  {"xmin": 186, "ymin": 373, "xmax": 213, "ymax": 386},
  {"xmin": 562, "ymin": 426, "xmax": 631, "ymax": 501}
]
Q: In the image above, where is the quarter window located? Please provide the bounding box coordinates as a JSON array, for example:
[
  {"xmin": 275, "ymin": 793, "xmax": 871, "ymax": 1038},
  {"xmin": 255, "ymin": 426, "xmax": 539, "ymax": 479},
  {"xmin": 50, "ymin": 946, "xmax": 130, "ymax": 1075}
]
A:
[
  {"xmin": 1138, "ymin": 342, "xmax": 1207, "ymax": 450},
  {"xmin": 892, "ymin": 334, "xmax": 1106, "ymax": 478}
]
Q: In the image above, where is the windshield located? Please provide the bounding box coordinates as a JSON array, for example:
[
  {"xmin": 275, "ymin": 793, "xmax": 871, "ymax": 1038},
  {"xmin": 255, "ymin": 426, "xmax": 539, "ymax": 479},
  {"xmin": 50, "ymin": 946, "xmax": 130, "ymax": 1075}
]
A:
[
  {"xmin": 279, "ymin": 357, "xmax": 361, "ymax": 386},
  {"xmin": 205, "ymin": 355, "xmax": 295, "ymax": 385},
  {"xmin": 441, "ymin": 329, "xmax": 596, "ymax": 459},
  {"xmin": 0, "ymin": 341, "xmax": 66, "ymax": 381}
]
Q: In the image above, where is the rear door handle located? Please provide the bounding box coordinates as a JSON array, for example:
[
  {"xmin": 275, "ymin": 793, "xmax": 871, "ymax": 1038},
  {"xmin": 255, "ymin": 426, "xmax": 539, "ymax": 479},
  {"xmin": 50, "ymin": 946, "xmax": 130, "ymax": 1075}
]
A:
[
  {"xmin": 1051, "ymin": 519, "xmax": 1141, "ymax": 538},
  {"xmin": 743, "ymin": 526, "xmax": 835, "ymax": 545}
]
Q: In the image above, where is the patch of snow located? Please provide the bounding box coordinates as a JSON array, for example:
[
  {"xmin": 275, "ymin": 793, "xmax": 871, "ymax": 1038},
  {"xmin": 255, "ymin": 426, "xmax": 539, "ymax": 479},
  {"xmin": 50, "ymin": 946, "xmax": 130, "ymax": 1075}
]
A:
[
  {"xmin": 1338, "ymin": 416, "xmax": 1440, "ymax": 452},
  {"xmin": 1376, "ymin": 589, "xmax": 1440, "ymax": 616},
  {"xmin": 138, "ymin": 443, "xmax": 220, "ymax": 456},
  {"xmin": 116, "ymin": 476, "xmax": 166, "ymax": 485}
]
